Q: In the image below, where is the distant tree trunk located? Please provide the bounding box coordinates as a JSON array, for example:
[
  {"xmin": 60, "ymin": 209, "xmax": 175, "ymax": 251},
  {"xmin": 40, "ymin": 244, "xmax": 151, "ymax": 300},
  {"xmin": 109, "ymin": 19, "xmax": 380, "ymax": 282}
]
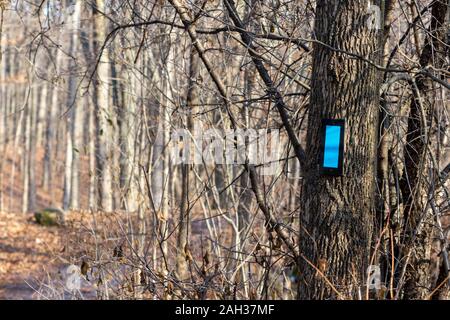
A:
[
  {"xmin": 23, "ymin": 85, "xmax": 38, "ymax": 213},
  {"xmin": 93, "ymin": 0, "xmax": 114, "ymax": 212},
  {"xmin": 110, "ymin": 57, "xmax": 121, "ymax": 210},
  {"xmin": 36, "ymin": 82, "xmax": 48, "ymax": 147},
  {"xmin": 151, "ymin": 29, "xmax": 174, "ymax": 276},
  {"xmin": 63, "ymin": 0, "xmax": 81, "ymax": 211},
  {"xmin": 238, "ymin": 63, "xmax": 256, "ymax": 232},
  {"xmin": 148, "ymin": 58, "xmax": 163, "ymax": 274},
  {"xmin": 151, "ymin": 89, "xmax": 165, "ymax": 207},
  {"xmin": 88, "ymin": 92, "xmax": 97, "ymax": 211},
  {"xmin": 399, "ymin": 0, "xmax": 448, "ymax": 300},
  {"xmin": 161, "ymin": 36, "xmax": 174, "ymax": 271},
  {"xmin": 0, "ymin": 34, "xmax": 8, "ymax": 212},
  {"xmin": 43, "ymin": 46, "xmax": 62, "ymax": 194},
  {"xmin": 29, "ymin": 86, "xmax": 38, "ymax": 213},
  {"xmin": 299, "ymin": 0, "xmax": 381, "ymax": 299},
  {"xmin": 62, "ymin": 124, "xmax": 73, "ymax": 211},
  {"xmin": 176, "ymin": 47, "xmax": 199, "ymax": 280},
  {"xmin": 22, "ymin": 98, "xmax": 31, "ymax": 214},
  {"xmin": 119, "ymin": 44, "xmax": 139, "ymax": 212},
  {"xmin": 9, "ymin": 53, "xmax": 22, "ymax": 213},
  {"xmin": 70, "ymin": 93, "xmax": 83, "ymax": 210}
]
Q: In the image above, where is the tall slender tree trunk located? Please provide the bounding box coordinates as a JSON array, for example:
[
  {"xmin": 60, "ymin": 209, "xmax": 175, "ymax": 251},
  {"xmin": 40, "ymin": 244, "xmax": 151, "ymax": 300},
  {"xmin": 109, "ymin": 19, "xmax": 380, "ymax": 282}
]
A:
[
  {"xmin": 0, "ymin": 34, "xmax": 8, "ymax": 212},
  {"xmin": 29, "ymin": 86, "xmax": 38, "ymax": 213},
  {"xmin": 93, "ymin": 0, "xmax": 114, "ymax": 212},
  {"xmin": 399, "ymin": 0, "xmax": 448, "ymax": 300},
  {"xmin": 70, "ymin": 91, "xmax": 83, "ymax": 210},
  {"xmin": 23, "ymin": 85, "xmax": 38, "ymax": 213},
  {"xmin": 299, "ymin": 0, "xmax": 382, "ymax": 299},
  {"xmin": 43, "ymin": 45, "xmax": 62, "ymax": 194},
  {"xmin": 10, "ymin": 53, "xmax": 22, "ymax": 212},
  {"xmin": 119, "ymin": 44, "xmax": 139, "ymax": 212},
  {"xmin": 63, "ymin": 0, "xmax": 81, "ymax": 211},
  {"xmin": 89, "ymin": 92, "xmax": 97, "ymax": 211},
  {"xmin": 63, "ymin": 124, "xmax": 73, "ymax": 210},
  {"xmin": 161, "ymin": 36, "xmax": 174, "ymax": 273},
  {"xmin": 36, "ymin": 82, "xmax": 48, "ymax": 147},
  {"xmin": 176, "ymin": 47, "xmax": 199, "ymax": 280}
]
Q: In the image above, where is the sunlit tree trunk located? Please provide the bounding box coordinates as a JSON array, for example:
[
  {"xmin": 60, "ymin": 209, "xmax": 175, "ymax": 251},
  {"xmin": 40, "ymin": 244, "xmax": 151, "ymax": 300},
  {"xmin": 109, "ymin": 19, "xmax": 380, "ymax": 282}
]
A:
[
  {"xmin": 176, "ymin": 47, "xmax": 199, "ymax": 280},
  {"xmin": 23, "ymin": 84, "xmax": 38, "ymax": 213},
  {"xmin": 36, "ymin": 82, "xmax": 48, "ymax": 147},
  {"xmin": 119, "ymin": 43, "xmax": 139, "ymax": 212},
  {"xmin": 93, "ymin": 0, "xmax": 114, "ymax": 212},
  {"xmin": 63, "ymin": 0, "xmax": 81, "ymax": 211},
  {"xmin": 43, "ymin": 45, "xmax": 62, "ymax": 194},
  {"xmin": 0, "ymin": 33, "xmax": 8, "ymax": 212}
]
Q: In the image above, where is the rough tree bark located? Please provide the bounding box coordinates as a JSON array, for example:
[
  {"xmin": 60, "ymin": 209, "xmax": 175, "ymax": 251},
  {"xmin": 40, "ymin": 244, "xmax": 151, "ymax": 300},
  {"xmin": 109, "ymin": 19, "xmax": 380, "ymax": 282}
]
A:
[
  {"xmin": 299, "ymin": 0, "xmax": 382, "ymax": 299},
  {"xmin": 399, "ymin": 0, "xmax": 448, "ymax": 300},
  {"xmin": 176, "ymin": 47, "xmax": 199, "ymax": 280}
]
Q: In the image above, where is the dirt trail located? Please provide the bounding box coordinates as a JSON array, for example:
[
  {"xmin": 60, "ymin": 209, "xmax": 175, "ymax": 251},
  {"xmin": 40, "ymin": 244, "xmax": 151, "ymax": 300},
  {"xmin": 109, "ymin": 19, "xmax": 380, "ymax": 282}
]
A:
[{"xmin": 0, "ymin": 211, "xmax": 61, "ymax": 300}]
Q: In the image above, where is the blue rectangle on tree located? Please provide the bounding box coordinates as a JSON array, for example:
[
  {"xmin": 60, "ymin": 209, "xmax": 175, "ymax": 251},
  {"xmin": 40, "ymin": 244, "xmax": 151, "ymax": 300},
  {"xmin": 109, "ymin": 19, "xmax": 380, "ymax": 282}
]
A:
[{"xmin": 320, "ymin": 119, "xmax": 345, "ymax": 176}]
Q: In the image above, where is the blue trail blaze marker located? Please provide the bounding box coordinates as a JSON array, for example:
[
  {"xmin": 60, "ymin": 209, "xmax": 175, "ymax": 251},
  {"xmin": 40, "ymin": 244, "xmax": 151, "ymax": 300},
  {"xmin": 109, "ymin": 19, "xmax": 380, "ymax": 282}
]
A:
[{"xmin": 320, "ymin": 119, "xmax": 345, "ymax": 176}]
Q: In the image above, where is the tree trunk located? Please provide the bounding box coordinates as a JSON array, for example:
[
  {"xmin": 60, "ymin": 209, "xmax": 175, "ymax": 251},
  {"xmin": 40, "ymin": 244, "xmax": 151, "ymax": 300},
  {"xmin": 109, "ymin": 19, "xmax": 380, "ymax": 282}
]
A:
[
  {"xmin": 63, "ymin": 0, "xmax": 81, "ymax": 211},
  {"xmin": 299, "ymin": 0, "xmax": 382, "ymax": 299},
  {"xmin": 43, "ymin": 45, "xmax": 62, "ymax": 194},
  {"xmin": 0, "ymin": 33, "xmax": 8, "ymax": 212},
  {"xmin": 119, "ymin": 42, "xmax": 139, "ymax": 212},
  {"xmin": 36, "ymin": 82, "xmax": 48, "ymax": 147},
  {"xmin": 399, "ymin": 0, "xmax": 448, "ymax": 300},
  {"xmin": 23, "ymin": 85, "xmax": 38, "ymax": 214},
  {"xmin": 176, "ymin": 47, "xmax": 199, "ymax": 281},
  {"xmin": 89, "ymin": 92, "xmax": 97, "ymax": 211},
  {"xmin": 93, "ymin": 0, "xmax": 114, "ymax": 212}
]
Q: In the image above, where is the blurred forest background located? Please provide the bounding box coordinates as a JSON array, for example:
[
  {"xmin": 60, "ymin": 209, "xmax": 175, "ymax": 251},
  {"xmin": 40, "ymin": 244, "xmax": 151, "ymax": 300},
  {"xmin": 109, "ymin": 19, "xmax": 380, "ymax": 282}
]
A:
[{"xmin": 0, "ymin": 0, "xmax": 449, "ymax": 300}]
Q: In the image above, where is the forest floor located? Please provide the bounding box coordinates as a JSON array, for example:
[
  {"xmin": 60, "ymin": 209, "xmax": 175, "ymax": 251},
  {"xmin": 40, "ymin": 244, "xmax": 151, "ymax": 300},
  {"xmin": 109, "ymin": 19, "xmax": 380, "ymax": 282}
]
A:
[
  {"xmin": 0, "ymin": 206, "xmax": 231, "ymax": 300},
  {"xmin": 0, "ymin": 146, "xmax": 93, "ymax": 299},
  {"xmin": 0, "ymin": 211, "xmax": 62, "ymax": 300}
]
